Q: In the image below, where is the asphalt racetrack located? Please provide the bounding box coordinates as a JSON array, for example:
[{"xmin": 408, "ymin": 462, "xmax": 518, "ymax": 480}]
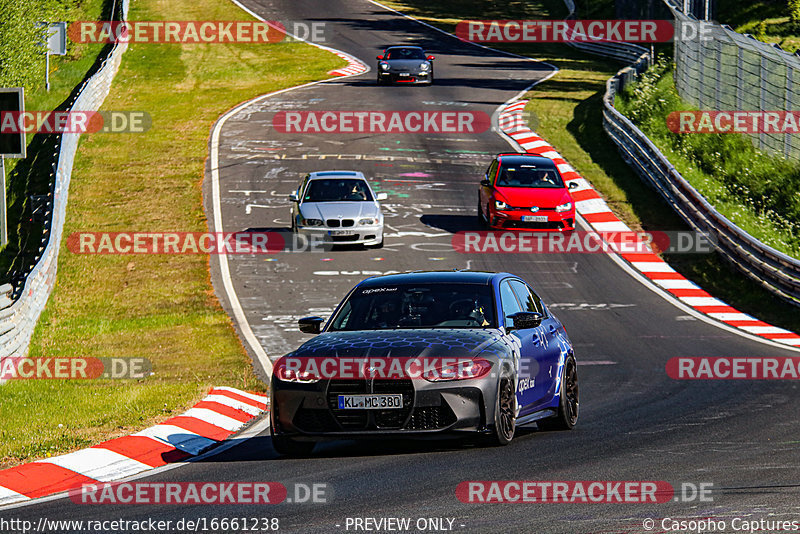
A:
[{"xmin": 6, "ymin": 1, "xmax": 800, "ymax": 533}]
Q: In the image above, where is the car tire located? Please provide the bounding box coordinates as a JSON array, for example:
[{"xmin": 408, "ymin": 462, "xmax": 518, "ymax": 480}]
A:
[
  {"xmin": 271, "ymin": 427, "xmax": 315, "ymax": 456},
  {"xmin": 478, "ymin": 199, "xmax": 489, "ymax": 228},
  {"xmin": 427, "ymin": 72, "xmax": 434, "ymax": 85},
  {"xmin": 491, "ymin": 375, "xmax": 516, "ymax": 445},
  {"xmin": 539, "ymin": 356, "xmax": 579, "ymax": 431},
  {"xmin": 377, "ymin": 75, "xmax": 386, "ymax": 85}
]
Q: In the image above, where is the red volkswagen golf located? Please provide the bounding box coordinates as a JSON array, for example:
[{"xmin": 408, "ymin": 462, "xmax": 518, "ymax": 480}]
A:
[{"xmin": 478, "ymin": 153, "xmax": 578, "ymax": 231}]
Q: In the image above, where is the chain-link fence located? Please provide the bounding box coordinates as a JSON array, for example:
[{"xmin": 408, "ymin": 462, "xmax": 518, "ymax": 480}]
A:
[{"xmin": 666, "ymin": 0, "xmax": 800, "ymax": 160}]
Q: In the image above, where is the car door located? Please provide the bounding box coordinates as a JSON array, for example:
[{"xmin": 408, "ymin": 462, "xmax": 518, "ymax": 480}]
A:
[
  {"xmin": 498, "ymin": 279, "xmax": 538, "ymax": 412},
  {"xmin": 510, "ymin": 280, "xmax": 563, "ymax": 414},
  {"xmin": 480, "ymin": 159, "xmax": 499, "ymax": 208},
  {"xmin": 293, "ymin": 174, "xmax": 310, "ymax": 223}
]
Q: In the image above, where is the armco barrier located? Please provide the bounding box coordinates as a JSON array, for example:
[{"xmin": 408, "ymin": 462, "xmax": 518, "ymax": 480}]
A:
[
  {"xmin": 558, "ymin": 1, "xmax": 800, "ymax": 306},
  {"xmin": 556, "ymin": 0, "xmax": 800, "ymax": 305},
  {"xmin": 602, "ymin": 84, "xmax": 800, "ymax": 306},
  {"xmin": 0, "ymin": 0, "xmax": 131, "ymax": 366}
]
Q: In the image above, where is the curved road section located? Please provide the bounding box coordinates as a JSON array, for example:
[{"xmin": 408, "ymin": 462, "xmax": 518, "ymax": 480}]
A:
[{"xmin": 5, "ymin": 1, "xmax": 799, "ymax": 533}]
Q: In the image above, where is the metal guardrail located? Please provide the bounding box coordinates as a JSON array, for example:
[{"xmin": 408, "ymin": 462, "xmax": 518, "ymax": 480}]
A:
[
  {"xmin": 603, "ymin": 87, "xmax": 800, "ymax": 305},
  {"xmin": 0, "ymin": 0, "xmax": 131, "ymax": 364},
  {"xmin": 558, "ymin": 0, "xmax": 800, "ymax": 305}
]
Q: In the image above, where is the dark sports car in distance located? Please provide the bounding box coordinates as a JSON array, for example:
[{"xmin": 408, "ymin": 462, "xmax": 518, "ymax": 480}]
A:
[
  {"xmin": 376, "ymin": 45, "xmax": 435, "ymax": 85},
  {"xmin": 270, "ymin": 270, "xmax": 578, "ymax": 455}
]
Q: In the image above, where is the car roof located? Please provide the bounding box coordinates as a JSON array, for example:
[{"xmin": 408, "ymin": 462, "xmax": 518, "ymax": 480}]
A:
[
  {"xmin": 497, "ymin": 153, "xmax": 557, "ymax": 167},
  {"xmin": 357, "ymin": 270, "xmax": 513, "ymax": 287},
  {"xmin": 308, "ymin": 171, "xmax": 365, "ymax": 180}
]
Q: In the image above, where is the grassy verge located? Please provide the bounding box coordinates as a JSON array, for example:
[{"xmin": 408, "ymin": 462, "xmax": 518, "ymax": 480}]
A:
[
  {"xmin": 617, "ymin": 61, "xmax": 800, "ymax": 258},
  {"xmin": 716, "ymin": 0, "xmax": 800, "ymax": 52},
  {"xmin": 0, "ymin": 0, "xmax": 343, "ymax": 467},
  {"xmin": 381, "ymin": 0, "xmax": 800, "ymax": 333}
]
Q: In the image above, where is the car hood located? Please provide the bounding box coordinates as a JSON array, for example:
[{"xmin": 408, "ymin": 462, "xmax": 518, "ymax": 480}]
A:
[
  {"xmin": 291, "ymin": 329, "xmax": 505, "ymax": 359},
  {"xmin": 300, "ymin": 202, "xmax": 379, "ymax": 221},
  {"xmin": 385, "ymin": 59, "xmax": 428, "ymax": 71},
  {"xmin": 494, "ymin": 186, "xmax": 571, "ymax": 209}
]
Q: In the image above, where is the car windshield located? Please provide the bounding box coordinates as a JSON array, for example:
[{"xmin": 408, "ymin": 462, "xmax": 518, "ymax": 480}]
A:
[
  {"xmin": 329, "ymin": 283, "xmax": 497, "ymax": 330},
  {"xmin": 496, "ymin": 165, "xmax": 564, "ymax": 188},
  {"xmin": 385, "ymin": 48, "xmax": 426, "ymax": 60},
  {"xmin": 304, "ymin": 179, "xmax": 374, "ymax": 202}
]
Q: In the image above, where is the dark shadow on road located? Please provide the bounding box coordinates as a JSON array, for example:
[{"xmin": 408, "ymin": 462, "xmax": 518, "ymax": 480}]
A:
[{"xmin": 420, "ymin": 214, "xmax": 481, "ymax": 233}]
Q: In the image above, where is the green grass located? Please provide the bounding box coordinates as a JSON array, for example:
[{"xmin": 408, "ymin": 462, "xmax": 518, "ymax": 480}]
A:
[
  {"xmin": 0, "ymin": 0, "xmax": 344, "ymax": 467},
  {"xmin": 716, "ymin": 0, "xmax": 800, "ymax": 52},
  {"xmin": 617, "ymin": 61, "xmax": 800, "ymax": 258},
  {"xmin": 0, "ymin": 0, "xmax": 111, "ymax": 281},
  {"xmin": 382, "ymin": 0, "xmax": 800, "ymax": 333}
]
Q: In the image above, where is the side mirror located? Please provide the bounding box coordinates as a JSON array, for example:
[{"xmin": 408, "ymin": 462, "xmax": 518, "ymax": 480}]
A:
[
  {"xmin": 480, "ymin": 179, "xmax": 491, "ymax": 187},
  {"xmin": 288, "ymin": 192, "xmax": 299, "ymax": 202},
  {"xmin": 376, "ymin": 55, "xmax": 384, "ymax": 60},
  {"xmin": 376, "ymin": 192, "xmax": 388, "ymax": 201},
  {"xmin": 427, "ymin": 55, "xmax": 435, "ymax": 60},
  {"xmin": 568, "ymin": 181, "xmax": 579, "ymax": 190},
  {"xmin": 298, "ymin": 316, "xmax": 324, "ymax": 334},
  {"xmin": 508, "ymin": 312, "xmax": 543, "ymax": 330}
]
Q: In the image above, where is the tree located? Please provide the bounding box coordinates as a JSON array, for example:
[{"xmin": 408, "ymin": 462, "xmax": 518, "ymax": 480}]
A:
[{"xmin": 790, "ymin": 0, "xmax": 800, "ymax": 25}]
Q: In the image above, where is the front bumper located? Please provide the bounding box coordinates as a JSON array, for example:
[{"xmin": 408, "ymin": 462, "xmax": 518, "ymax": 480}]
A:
[
  {"xmin": 296, "ymin": 225, "xmax": 383, "ymax": 246},
  {"xmin": 271, "ymin": 376, "xmax": 498, "ymax": 441},
  {"xmin": 490, "ymin": 209, "xmax": 575, "ymax": 231},
  {"xmin": 378, "ymin": 70, "xmax": 431, "ymax": 84}
]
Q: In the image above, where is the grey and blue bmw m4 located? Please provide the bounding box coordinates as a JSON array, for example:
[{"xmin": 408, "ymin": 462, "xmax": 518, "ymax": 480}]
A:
[{"xmin": 270, "ymin": 270, "xmax": 578, "ymax": 455}]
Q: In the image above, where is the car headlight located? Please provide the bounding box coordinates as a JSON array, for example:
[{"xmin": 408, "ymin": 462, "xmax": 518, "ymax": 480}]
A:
[
  {"xmin": 421, "ymin": 358, "xmax": 493, "ymax": 382},
  {"xmin": 275, "ymin": 364, "xmax": 319, "ymax": 384},
  {"xmin": 420, "ymin": 62, "xmax": 430, "ymax": 71},
  {"xmin": 380, "ymin": 62, "xmax": 390, "ymax": 71},
  {"xmin": 495, "ymin": 200, "xmax": 510, "ymax": 210},
  {"xmin": 302, "ymin": 217, "xmax": 323, "ymax": 227},
  {"xmin": 555, "ymin": 202, "xmax": 573, "ymax": 213},
  {"xmin": 358, "ymin": 218, "xmax": 376, "ymax": 225}
]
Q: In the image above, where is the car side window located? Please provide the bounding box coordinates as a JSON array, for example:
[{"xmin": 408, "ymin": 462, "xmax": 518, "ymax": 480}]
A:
[
  {"xmin": 331, "ymin": 301, "xmax": 352, "ymax": 330},
  {"xmin": 299, "ymin": 174, "xmax": 310, "ymax": 200},
  {"xmin": 486, "ymin": 160, "xmax": 498, "ymax": 183},
  {"xmin": 499, "ymin": 281, "xmax": 523, "ymax": 328},
  {"xmin": 510, "ymin": 280, "xmax": 544, "ymax": 315}
]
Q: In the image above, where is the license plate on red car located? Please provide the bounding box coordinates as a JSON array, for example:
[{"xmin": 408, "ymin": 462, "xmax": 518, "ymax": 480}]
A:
[{"xmin": 522, "ymin": 215, "xmax": 548, "ymax": 222}]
